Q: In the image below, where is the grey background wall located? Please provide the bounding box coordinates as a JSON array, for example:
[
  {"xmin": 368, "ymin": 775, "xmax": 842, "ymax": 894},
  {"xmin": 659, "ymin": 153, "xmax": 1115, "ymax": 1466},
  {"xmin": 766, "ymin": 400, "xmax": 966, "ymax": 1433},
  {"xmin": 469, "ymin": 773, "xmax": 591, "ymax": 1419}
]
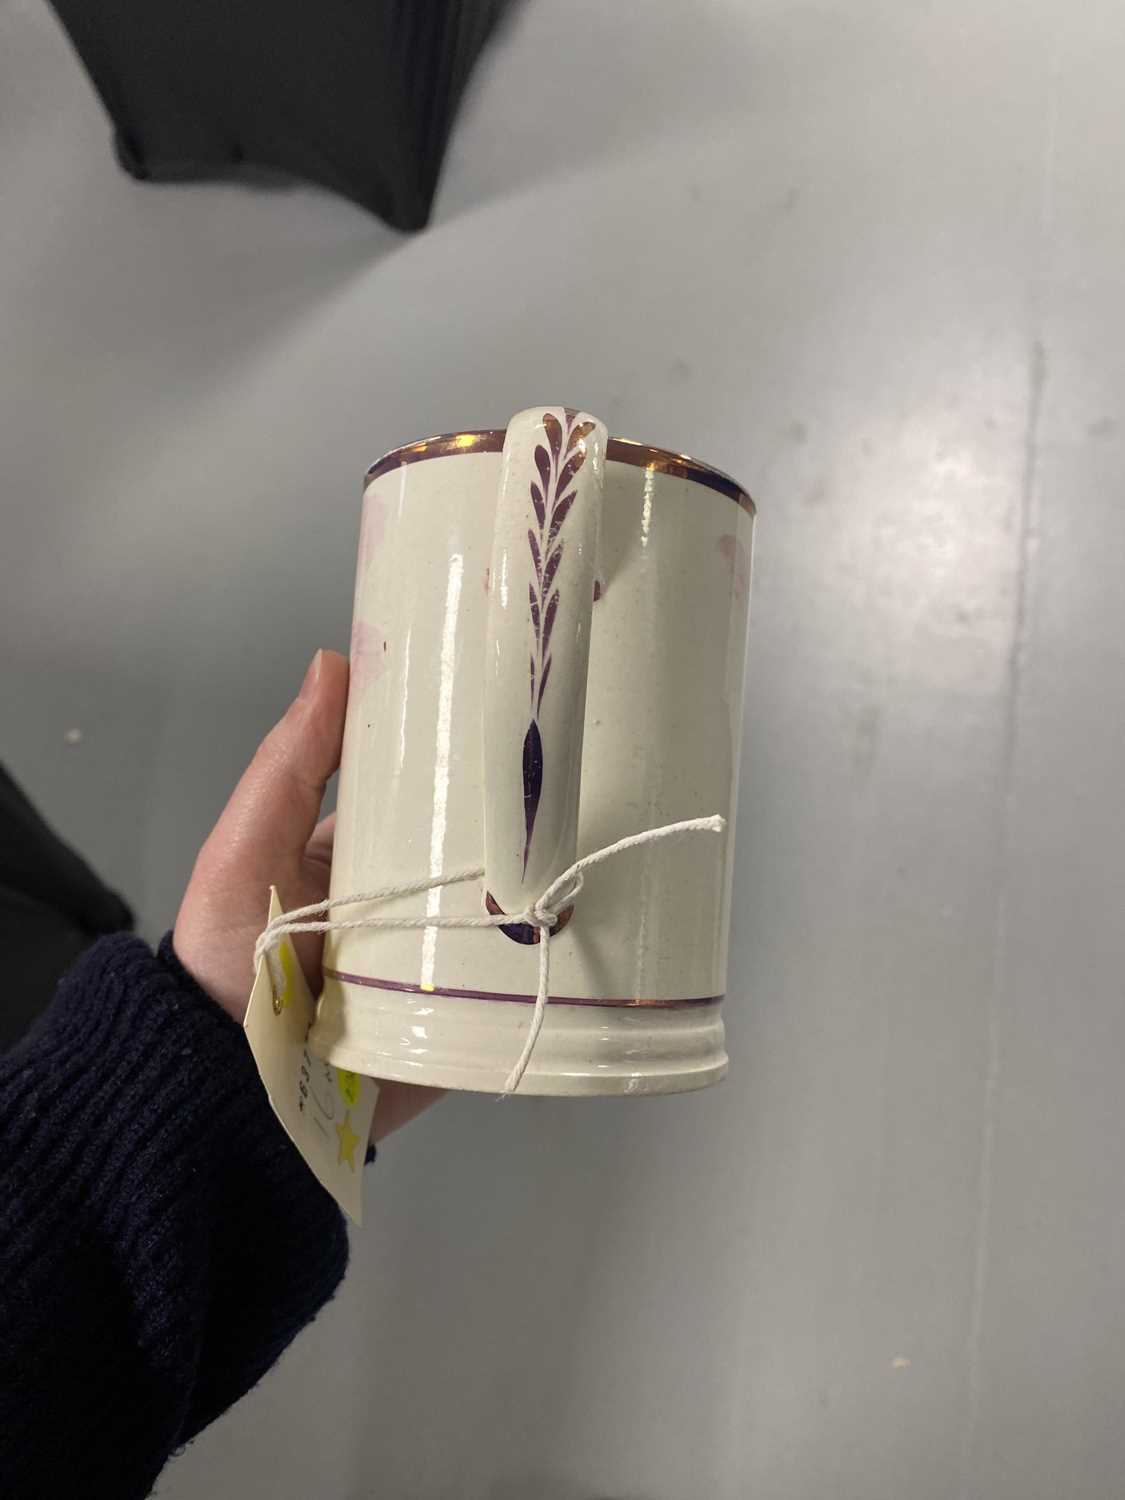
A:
[{"xmin": 3, "ymin": 1, "xmax": 1124, "ymax": 1496}]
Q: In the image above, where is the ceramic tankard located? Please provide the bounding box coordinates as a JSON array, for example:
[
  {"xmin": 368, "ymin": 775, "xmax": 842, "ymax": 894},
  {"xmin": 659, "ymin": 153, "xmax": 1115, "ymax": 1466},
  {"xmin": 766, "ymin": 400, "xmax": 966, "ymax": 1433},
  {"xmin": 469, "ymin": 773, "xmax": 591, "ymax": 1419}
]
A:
[{"xmin": 311, "ymin": 408, "xmax": 754, "ymax": 1096}]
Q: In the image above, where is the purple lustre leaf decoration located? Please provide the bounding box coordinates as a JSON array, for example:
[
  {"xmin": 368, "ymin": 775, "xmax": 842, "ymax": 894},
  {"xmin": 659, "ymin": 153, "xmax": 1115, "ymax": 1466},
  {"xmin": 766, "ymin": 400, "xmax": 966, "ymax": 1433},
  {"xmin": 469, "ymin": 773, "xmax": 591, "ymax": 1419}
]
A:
[
  {"xmin": 548, "ymin": 491, "xmax": 576, "ymax": 545},
  {"xmin": 519, "ymin": 410, "xmax": 596, "ymax": 874},
  {"xmin": 543, "ymin": 413, "xmax": 563, "ymax": 461},
  {"xmin": 542, "ymin": 590, "xmax": 559, "ymax": 653},
  {"xmin": 535, "ymin": 444, "xmax": 551, "ymax": 494},
  {"xmin": 566, "ymin": 418, "xmax": 596, "ymax": 454},
  {"xmin": 522, "ymin": 718, "xmax": 544, "ymax": 874},
  {"xmin": 555, "ymin": 451, "xmax": 585, "ymax": 497}
]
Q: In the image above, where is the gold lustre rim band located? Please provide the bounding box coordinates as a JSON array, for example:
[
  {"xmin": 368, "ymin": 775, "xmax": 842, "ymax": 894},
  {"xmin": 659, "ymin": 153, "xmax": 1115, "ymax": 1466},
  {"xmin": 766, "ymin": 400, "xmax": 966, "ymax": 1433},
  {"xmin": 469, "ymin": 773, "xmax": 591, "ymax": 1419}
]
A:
[{"xmin": 365, "ymin": 429, "xmax": 755, "ymax": 514}]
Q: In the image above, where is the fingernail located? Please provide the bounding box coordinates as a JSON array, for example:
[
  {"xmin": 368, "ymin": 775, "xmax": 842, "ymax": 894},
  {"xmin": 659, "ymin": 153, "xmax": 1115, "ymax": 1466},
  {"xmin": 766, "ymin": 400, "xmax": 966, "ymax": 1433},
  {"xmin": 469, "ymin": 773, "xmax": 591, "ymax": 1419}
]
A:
[{"xmin": 298, "ymin": 649, "xmax": 323, "ymax": 704}]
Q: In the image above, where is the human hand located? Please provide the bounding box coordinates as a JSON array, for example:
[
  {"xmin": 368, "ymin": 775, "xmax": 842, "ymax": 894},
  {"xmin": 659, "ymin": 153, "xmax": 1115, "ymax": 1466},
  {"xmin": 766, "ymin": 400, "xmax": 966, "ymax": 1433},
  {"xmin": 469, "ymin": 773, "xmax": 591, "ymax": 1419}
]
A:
[{"xmin": 174, "ymin": 649, "xmax": 443, "ymax": 1141}]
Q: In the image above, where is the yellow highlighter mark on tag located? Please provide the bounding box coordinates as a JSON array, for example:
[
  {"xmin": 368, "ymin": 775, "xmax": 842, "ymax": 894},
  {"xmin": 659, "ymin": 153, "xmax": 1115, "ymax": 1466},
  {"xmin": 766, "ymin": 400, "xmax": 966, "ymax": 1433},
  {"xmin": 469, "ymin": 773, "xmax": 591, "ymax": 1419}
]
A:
[
  {"xmin": 272, "ymin": 941, "xmax": 298, "ymax": 1015},
  {"xmin": 336, "ymin": 1068, "xmax": 360, "ymax": 1107},
  {"xmin": 246, "ymin": 887, "xmax": 376, "ymax": 1224},
  {"xmin": 335, "ymin": 1111, "xmax": 361, "ymax": 1171}
]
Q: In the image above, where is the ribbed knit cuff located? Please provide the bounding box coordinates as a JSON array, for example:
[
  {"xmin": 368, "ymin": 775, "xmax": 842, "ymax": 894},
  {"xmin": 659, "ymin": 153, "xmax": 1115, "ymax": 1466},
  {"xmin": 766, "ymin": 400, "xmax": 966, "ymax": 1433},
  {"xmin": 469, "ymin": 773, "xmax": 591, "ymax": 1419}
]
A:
[
  {"xmin": 1, "ymin": 933, "xmax": 350, "ymax": 1466},
  {"xmin": 157, "ymin": 935, "xmax": 378, "ymax": 1166}
]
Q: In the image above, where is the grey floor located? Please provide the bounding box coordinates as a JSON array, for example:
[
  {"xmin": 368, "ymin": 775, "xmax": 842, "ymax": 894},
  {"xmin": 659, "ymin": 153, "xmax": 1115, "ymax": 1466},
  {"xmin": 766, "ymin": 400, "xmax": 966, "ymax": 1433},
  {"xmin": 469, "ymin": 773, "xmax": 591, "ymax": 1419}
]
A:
[{"xmin": 3, "ymin": 1, "xmax": 1125, "ymax": 1496}]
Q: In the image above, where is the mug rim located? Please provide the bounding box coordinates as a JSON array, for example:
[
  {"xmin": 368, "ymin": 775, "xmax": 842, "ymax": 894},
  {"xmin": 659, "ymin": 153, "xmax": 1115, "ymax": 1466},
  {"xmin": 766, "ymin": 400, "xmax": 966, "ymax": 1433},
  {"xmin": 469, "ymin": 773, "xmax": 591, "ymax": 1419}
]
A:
[{"xmin": 365, "ymin": 428, "xmax": 755, "ymax": 515}]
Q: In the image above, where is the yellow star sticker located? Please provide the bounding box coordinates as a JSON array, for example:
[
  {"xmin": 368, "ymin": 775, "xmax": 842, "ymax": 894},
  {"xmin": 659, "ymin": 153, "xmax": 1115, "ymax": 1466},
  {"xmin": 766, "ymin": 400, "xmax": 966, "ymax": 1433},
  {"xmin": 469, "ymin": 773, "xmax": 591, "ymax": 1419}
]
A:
[{"xmin": 335, "ymin": 1110, "xmax": 361, "ymax": 1171}]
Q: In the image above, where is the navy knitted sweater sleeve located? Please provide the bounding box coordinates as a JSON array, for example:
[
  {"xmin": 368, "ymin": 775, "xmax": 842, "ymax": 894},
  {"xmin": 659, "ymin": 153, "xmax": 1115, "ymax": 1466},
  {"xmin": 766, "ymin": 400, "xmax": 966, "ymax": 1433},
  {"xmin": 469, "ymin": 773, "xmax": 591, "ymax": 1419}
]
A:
[{"xmin": 0, "ymin": 933, "xmax": 350, "ymax": 1499}]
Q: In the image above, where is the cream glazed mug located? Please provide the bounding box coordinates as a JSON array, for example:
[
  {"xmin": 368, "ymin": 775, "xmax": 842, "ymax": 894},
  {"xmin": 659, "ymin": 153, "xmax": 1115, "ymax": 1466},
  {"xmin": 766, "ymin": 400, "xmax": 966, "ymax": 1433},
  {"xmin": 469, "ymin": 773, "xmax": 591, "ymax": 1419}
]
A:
[{"xmin": 311, "ymin": 407, "xmax": 755, "ymax": 1096}]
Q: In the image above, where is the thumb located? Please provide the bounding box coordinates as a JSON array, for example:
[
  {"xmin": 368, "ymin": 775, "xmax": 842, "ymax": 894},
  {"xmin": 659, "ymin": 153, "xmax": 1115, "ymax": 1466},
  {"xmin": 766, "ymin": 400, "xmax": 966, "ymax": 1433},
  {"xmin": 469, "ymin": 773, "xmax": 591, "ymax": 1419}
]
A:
[{"xmin": 206, "ymin": 649, "xmax": 350, "ymax": 871}]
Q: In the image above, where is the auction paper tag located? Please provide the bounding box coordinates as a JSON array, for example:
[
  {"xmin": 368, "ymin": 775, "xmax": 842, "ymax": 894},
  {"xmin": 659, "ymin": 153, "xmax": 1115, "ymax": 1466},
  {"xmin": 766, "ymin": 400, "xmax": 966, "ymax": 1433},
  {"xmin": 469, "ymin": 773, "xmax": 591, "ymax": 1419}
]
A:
[{"xmin": 244, "ymin": 888, "xmax": 377, "ymax": 1224}]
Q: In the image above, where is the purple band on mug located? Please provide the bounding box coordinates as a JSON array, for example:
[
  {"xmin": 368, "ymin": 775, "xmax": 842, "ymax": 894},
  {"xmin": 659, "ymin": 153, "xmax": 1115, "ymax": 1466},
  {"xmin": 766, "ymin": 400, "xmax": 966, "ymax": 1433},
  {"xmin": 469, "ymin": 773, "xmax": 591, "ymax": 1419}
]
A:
[{"xmin": 322, "ymin": 967, "xmax": 723, "ymax": 1010}]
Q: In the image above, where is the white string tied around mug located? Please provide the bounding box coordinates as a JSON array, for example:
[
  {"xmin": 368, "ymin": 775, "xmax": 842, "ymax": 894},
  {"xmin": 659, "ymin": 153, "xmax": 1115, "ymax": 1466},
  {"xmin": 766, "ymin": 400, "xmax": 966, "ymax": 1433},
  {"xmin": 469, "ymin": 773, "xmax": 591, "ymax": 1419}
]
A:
[{"xmin": 254, "ymin": 814, "xmax": 726, "ymax": 1095}]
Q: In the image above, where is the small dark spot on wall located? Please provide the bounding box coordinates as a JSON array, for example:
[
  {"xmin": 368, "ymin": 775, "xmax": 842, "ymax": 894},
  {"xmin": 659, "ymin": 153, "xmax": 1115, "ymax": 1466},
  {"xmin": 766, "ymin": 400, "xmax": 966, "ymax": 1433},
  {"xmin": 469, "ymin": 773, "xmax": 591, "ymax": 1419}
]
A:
[
  {"xmin": 669, "ymin": 358, "xmax": 692, "ymax": 386},
  {"xmin": 804, "ymin": 478, "xmax": 829, "ymax": 507},
  {"xmin": 1088, "ymin": 416, "xmax": 1117, "ymax": 439}
]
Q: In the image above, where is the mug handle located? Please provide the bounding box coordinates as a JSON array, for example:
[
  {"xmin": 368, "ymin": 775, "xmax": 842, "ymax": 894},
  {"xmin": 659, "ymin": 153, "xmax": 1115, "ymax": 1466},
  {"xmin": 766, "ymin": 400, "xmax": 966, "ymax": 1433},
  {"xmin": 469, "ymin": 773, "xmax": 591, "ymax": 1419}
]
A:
[{"xmin": 483, "ymin": 407, "xmax": 607, "ymax": 937}]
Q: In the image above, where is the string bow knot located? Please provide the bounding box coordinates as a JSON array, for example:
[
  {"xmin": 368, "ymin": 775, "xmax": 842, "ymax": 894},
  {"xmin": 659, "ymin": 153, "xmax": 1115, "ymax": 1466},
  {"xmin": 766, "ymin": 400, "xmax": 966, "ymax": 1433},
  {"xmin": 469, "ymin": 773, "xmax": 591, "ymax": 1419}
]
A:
[{"xmin": 254, "ymin": 814, "xmax": 725, "ymax": 1094}]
